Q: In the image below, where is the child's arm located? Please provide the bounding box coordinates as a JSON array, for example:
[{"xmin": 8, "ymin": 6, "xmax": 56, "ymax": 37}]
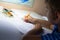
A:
[
  {"xmin": 35, "ymin": 19, "xmax": 54, "ymax": 30},
  {"xmin": 26, "ymin": 23, "xmax": 42, "ymax": 35},
  {"xmin": 24, "ymin": 14, "xmax": 54, "ymax": 30},
  {"xmin": 22, "ymin": 35, "xmax": 42, "ymax": 40}
]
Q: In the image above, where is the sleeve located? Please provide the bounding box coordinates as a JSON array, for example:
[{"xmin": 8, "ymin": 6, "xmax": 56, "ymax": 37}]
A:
[{"xmin": 41, "ymin": 32, "xmax": 60, "ymax": 40}]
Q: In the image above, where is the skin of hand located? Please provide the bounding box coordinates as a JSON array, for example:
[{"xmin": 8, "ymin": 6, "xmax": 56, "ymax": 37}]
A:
[{"xmin": 24, "ymin": 14, "xmax": 38, "ymax": 24}]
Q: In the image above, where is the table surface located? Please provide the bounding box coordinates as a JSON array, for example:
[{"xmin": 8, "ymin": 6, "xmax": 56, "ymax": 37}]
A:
[
  {"xmin": 0, "ymin": 6, "xmax": 51, "ymax": 40},
  {"xmin": 0, "ymin": 8, "xmax": 51, "ymax": 34}
]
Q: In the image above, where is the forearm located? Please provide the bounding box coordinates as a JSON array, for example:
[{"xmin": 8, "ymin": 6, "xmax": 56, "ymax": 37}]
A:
[
  {"xmin": 23, "ymin": 35, "xmax": 42, "ymax": 40},
  {"xmin": 35, "ymin": 19, "xmax": 53, "ymax": 30},
  {"xmin": 27, "ymin": 28, "xmax": 42, "ymax": 35},
  {"xmin": 26, "ymin": 23, "xmax": 42, "ymax": 35}
]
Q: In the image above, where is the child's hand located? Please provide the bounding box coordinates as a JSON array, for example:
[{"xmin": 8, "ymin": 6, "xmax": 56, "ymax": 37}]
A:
[
  {"xmin": 24, "ymin": 14, "xmax": 32, "ymax": 23},
  {"xmin": 24, "ymin": 14, "xmax": 37, "ymax": 24}
]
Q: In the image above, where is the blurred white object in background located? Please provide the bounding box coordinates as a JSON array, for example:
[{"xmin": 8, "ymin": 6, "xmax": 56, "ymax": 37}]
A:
[{"xmin": 0, "ymin": 6, "xmax": 4, "ymax": 12}]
